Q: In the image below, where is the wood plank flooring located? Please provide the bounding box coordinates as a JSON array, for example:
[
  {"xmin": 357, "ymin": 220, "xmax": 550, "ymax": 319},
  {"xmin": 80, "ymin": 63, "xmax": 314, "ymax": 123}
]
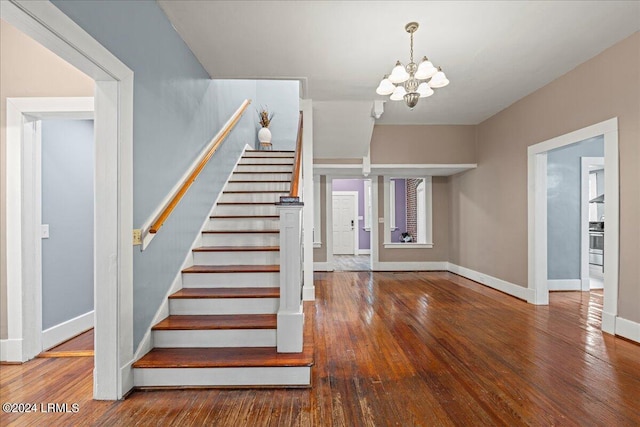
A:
[
  {"xmin": 37, "ymin": 329, "xmax": 94, "ymax": 358},
  {"xmin": 2, "ymin": 271, "xmax": 639, "ymax": 426}
]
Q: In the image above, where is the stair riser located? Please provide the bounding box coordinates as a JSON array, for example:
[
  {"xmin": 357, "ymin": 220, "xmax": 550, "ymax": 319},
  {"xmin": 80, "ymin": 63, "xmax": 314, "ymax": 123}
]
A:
[
  {"xmin": 219, "ymin": 193, "xmax": 285, "ymax": 203},
  {"xmin": 214, "ymin": 204, "xmax": 278, "ymax": 216},
  {"xmin": 193, "ymin": 250, "xmax": 279, "ymax": 265},
  {"xmin": 182, "ymin": 272, "xmax": 280, "ymax": 288},
  {"xmin": 201, "ymin": 233, "xmax": 279, "ymax": 247},
  {"xmin": 232, "ymin": 173, "xmax": 291, "ymax": 181},
  {"xmin": 226, "ymin": 182, "xmax": 290, "ymax": 192},
  {"xmin": 235, "ymin": 164, "xmax": 292, "ymax": 173},
  {"xmin": 207, "ymin": 218, "xmax": 279, "ymax": 231},
  {"xmin": 169, "ymin": 298, "xmax": 279, "ymax": 315},
  {"xmin": 134, "ymin": 367, "xmax": 311, "ymax": 388},
  {"xmin": 243, "ymin": 151, "xmax": 295, "ymax": 157},
  {"xmin": 240, "ymin": 157, "xmax": 294, "ymax": 165},
  {"xmin": 153, "ymin": 329, "xmax": 276, "ymax": 347}
]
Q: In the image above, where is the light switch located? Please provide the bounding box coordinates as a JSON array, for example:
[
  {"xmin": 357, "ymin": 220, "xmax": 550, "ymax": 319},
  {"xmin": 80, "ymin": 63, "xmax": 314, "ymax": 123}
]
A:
[
  {"xmin": 378, "ymin": 218, "xmax": 384, "ymax": 223},
  {"xmin": 41, "ymin": 224, "xmax": 50, "ymax": 239},
  {"xmin": 357, "ymin": 216, "xmax": 364, "ymax": 220}
]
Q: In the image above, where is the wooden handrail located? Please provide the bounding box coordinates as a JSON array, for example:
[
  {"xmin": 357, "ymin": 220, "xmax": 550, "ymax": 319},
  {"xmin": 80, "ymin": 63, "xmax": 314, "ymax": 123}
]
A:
[
  {"xmin": 289, "ymin": 111, "xmax": 303, "ymax": 198},
  {"xmin": 149, "ymin": 99, "xmax": 251, "ymax": 234}
]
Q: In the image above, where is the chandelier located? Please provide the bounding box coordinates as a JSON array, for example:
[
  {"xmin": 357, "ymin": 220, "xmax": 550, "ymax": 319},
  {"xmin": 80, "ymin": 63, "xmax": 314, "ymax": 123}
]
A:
[{"xmin": 376, "ymin": 22, "xmax": 449, "ymax": 109}]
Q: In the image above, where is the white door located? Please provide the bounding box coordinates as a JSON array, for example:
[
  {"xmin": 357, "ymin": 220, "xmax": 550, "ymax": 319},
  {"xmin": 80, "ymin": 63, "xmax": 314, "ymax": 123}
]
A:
[{"xmin": 332, "ymin": 194, "xmax": 356, "ymax": 255}]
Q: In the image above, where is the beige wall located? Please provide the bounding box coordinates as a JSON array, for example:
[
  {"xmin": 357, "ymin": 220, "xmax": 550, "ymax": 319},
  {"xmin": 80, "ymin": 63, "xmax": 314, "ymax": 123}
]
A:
[
  {"xmin": 0, "ymin": 20, "xmax": 94, "ymax": 339},
  {"xmin": 313, "ymin": 176, "xmax": 328, "ymax": 262},
  {"xmin": 449, "ymin": 32, "xmax": 640, "ymax": 322},
  {"xmin": 378, "ymin": 176, "xmax": 450, "ymax": 263},
  {"xmin": 371, "ymin": 125, "xmax": 476, "ymax": 164}
]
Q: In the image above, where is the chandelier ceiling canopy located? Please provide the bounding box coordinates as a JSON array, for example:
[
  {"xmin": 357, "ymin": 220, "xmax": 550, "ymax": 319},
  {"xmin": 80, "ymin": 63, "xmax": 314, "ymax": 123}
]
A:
[{"xmin": 376, "ymin": 22, "xmax": 449, "ymax": 110}]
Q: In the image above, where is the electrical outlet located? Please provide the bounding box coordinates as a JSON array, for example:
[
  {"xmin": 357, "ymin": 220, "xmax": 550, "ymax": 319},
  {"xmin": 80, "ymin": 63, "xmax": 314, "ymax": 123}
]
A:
[
  {"xmin": 41, "ymin": 224, "xmax": 50, "ymax": 239},
  {"xmin": 132, "ymin": 229, "xmax": 142, "ymax": 245}
]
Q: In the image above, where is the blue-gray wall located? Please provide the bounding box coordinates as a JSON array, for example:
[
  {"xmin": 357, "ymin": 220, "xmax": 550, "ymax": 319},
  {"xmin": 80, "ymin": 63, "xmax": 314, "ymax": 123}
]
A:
[
  {"xmin": 52, "ymin": 0, "xmax": 299, "ymax": 347},
  {"xmin": 255, "ymin": 80, "xmax": 299, "ymax": 150},
  {"xmin": 41, "ymin": 119, "xmax": 94, "ymax": 330},
  {"xmin": 547, "ymin": 136, "xmax": 604, "ymax": 280}
]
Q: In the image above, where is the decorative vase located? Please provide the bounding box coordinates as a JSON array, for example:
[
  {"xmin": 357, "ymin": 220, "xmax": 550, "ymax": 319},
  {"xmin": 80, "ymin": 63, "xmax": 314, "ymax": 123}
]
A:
[{"xmin": 258, "ymin": 127, "xmax": 272, "ymax": 150}]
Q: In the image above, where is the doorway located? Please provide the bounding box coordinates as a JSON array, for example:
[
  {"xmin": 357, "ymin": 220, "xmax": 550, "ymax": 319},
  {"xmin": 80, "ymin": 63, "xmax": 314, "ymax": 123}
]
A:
[
  {"xmin": 2, "ymin": 1, "xmax": 133, "ymax": 399},
  {"xmin": 332, "ymin": 192, "xmax": 357, "ymax": 255},
  {"xmin": 528, "ymin": 118, "xmax": 619, "ymax": 336}
]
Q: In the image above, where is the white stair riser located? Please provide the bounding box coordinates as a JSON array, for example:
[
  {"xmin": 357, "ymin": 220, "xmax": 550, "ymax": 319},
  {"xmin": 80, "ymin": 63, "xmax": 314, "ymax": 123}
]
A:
[
  {"xmin": 226, "ymin": 182, "xmax": 290, "ymax": 192},
  {"xmin": 153, "ymin": 329, "xmax": 276, "ymax": 347},
  {"xmin": 169, "ymin": 298, "xmax": 279, "ymax": 315},
  {"xmin": 219, "ymin": 193, "xmax": 285, "ymax": 203},
  {"xmin": 235, "ymin": 164, "xmax": 292, "ymax": 173},
  {"xmin": 232, "ymin": 173, "xmax": 291, "ymax": 181},
  {"xmin": 207, "ymin": 217, "xmax": 279, "ymax": 231},
  {"xmin": 134, "ymin": 367, "xmax": 311, "ymax": 387},
  {"xmin": 244, "ymin": 151, "xmax": 295, "ymax": 157},
  {"xmin": 214, "ymin": 204, "xmax": 277, "ymax": 216},
  {"xmin": 240, "ymin": 157, "xmax": 294, "ymax": 165},
  {"xmin": 201, "ymin": 232, "xmax": 279, "ymax": 247},
  {"xmin": 182, "ymin": 271, "xmax": 280, "ymax": 288},
  {"xmin": 193, "ymin": 250, "xmax": 279, "ymax": 265}
]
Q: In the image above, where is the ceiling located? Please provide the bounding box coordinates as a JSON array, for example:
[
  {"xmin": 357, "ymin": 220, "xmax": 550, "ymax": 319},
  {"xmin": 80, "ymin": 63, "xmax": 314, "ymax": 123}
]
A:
[{"xmin": 159, "ymin": 1, "xmax": 639, "ymax": 126}]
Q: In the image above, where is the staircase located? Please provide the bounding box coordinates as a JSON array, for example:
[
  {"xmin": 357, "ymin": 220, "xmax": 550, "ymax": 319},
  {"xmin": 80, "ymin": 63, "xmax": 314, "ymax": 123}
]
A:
[{"xmin": 133, "ymin": 150, "xmax": 313, "ymax": 388}]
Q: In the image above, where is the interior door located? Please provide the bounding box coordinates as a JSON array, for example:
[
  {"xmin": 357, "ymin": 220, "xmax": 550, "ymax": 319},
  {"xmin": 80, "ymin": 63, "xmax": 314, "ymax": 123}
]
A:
[{"xmin": 332, "ymin": 194, "xmax": 355, "ymax": 255}]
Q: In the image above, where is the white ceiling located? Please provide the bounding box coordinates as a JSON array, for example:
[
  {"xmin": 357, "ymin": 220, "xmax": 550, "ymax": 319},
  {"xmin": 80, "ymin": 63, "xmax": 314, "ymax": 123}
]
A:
[{"xmin": 159, "ymin": 1, "xmax": 639, "ymax": 125}]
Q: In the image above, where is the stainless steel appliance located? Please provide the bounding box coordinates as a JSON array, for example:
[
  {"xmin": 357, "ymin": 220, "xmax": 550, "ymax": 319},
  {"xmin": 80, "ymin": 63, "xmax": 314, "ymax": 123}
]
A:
[{"xmin": 589, "ymin": 222, "xmax": 604, "ymax": 267}]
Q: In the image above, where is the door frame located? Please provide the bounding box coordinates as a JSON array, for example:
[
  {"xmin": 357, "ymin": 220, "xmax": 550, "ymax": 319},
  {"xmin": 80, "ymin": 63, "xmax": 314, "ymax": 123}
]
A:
[
  {"xmin": 2, "ymin": 0, "xmax": 133, "ymax": 399},
  {"xmin": 527, "ymin": 118, "xmax": 619, "ymax": 335},
  {"xmin": 332, "ymin": 191, "xmax": 359, "ymax": 255}
]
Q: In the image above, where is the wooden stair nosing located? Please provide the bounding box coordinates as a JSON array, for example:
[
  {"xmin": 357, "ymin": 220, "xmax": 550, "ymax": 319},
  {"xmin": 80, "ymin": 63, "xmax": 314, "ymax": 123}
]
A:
[
  {"xmin": 228, "ymin": 180, "xmax": 291, "ymax": 183},
  {"xmin": 209, "ymin": 215, "xmax": 279, "ymax": 219},
  {"xmin": 152, "ymin": 314, "xmax": 277, "ymax": 331},
  {"xmin": 217, "ymin": 202, "xmax": 277, "ymax": 205},
  {"xmin": 182, "ymin": 265, "xmax": 280, "ymax": 273},
  {"xmin": 233, "ymin": 171, "xmax": 292, "ymax": 174},
  {"xmin": 193, "ymin": 246, "xmax": 279, "ymax": 252},
  {"xmin": 222, "ymin": 190, "xmax": 289, "ymax": 194},
  {"xmin": 169, "ymin": 287, "xmax": 280, "ymax": 299},
  {"xmin": 201, "ymin": 229, "xmax": 279, "ymax": 234}
]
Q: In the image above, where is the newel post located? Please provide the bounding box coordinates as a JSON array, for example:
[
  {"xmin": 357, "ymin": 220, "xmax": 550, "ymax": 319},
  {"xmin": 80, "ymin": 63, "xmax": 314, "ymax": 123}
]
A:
[{"xmin": 276, "ymin": 199, "xmax": 304, "ymax": 353}]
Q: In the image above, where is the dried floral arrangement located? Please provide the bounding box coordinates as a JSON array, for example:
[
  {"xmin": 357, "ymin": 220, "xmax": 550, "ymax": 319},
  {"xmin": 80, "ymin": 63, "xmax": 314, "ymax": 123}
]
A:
[{"xmin": 257, "ymin": 106, "xmax": 274, "ymax": 128}]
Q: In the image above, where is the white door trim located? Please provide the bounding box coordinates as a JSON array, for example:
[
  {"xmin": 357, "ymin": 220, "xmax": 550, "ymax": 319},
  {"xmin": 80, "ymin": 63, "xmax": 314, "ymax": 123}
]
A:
[
  {"xmin": 332, "ymin": 191, "xmax": 359, "ymax": 255},
  {"xmin": 580, "ymin": 157, "xmax": 604, "ymax": 291},
  {"xmin": 527, "ymin": 118, "xmax": 619, "ymax": 336},
  {"xmin": 1, "ymin": 0, "xmax": 134, "ymax": 399}
]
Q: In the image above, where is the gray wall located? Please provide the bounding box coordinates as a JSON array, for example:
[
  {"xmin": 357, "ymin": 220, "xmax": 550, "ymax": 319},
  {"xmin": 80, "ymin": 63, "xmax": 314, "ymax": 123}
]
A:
[
  {"xmin": 52, "ymin": 0, "xmax": 300, "ymax": 347},
  {"xmin": 255, "ymin": 80, "xmax": 299, "ymax": 150},
  {"xmin": 41, "ymin": 119, "xmax": 94, "ymax": 330},
  {"xmin": 547, "ymin": 136, "xmax": 604, "ymax": 280}
]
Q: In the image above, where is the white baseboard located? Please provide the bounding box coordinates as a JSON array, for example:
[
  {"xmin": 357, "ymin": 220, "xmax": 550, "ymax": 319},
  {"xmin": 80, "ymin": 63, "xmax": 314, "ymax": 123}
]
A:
[
  {"xmin": 42, "ymin": 310, "xmax": 94, "ymax": 351},
  {"xmin": 548, "ymin": 279, "xmax": 581, "ymax": 291},
  {"xmin": 0, "ymin": 338, "xmax": 23, "ymax": 362},
  {"xmin": 314, "ymin": 262, "xmax": 334, "ymax": 271},
  {"xmin": 615, "ymin": 317, "xmax": 640, "ymax": 343},
  {"xmin": 373, "ymin": 261, "xmax": 448, "ymax": 271},
  {"xmin": 302, "ymin": 285, "xmax": 315, "ymax": 301},
  {"xmin": 358, "ymin": 249, "xmax": 371, "ymax": 255},
  {"xmin": 581, "ymin": 278, "xmax": 591, "ymax": 291},
  {"xmin": 447, "ymin": 263, "xmax": 534, "ymax": 302},
  {"xmin": 602, "ymin": 311, "xmax": 616, "ymax": 335}
]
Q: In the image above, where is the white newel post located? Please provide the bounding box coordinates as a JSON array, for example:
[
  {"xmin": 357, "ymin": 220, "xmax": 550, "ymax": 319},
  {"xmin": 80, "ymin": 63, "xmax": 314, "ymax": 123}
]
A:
[{"xmin": 276, "ymin": 202, "xmax": 304, "ymax": 353}]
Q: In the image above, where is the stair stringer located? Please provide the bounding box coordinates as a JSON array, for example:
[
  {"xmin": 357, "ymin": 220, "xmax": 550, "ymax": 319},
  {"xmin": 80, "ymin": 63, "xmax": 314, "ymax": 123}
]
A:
[{"xmin": 132, "ymin": 144, "xmax": 254, "ymax": 362}]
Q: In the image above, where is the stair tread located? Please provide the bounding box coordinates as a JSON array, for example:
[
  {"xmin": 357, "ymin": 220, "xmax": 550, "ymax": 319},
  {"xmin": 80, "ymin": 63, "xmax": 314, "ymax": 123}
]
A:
[
  {"xmin": 217, "ymin": 202, "xmax": 276, "ymax": 205},
  {"xmin": 169, "ymin": 287, "xmax": 279, "ymax": 299},
  {"xmin": 236, "ymin": 163, "xmax": 294, "ymax": 166},
  {"xmin": 202, "ymin": 230, "xmax": 279, "ymax": 234},
  {"xmin": 233, "ymin": 171, "xmax": 292, "ymax": 174},
  {"xmin": 210, "ymin": 215, "xmax": 278, "ymax": 219},
  {"xmin": 223, "ymin": 190, "xmax": 288, "ymax": 194},
  {"xmin": 183, "ymin": 265, "xmax": 279, "ymax": 273},
  {"xmin": 153, "ymin": 314, "xmax": 276, "ymax": 330},
  {"xmin": 229, "ymin": 180, "xmax": 291, "ymax": 183},
  {"xmin": 132, "ymin": 346, "xmax": 313, "ymax": 369},
  {"xmin": 193, "ymin": 246, "xmax": 279, "ymax": 252}
]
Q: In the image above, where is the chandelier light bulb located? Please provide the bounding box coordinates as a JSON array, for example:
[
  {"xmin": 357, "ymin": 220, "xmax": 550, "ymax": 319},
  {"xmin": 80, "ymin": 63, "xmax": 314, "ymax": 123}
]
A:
[
  {"xmin": 417, "ymin": 82, "xmax": 434, "ymax": 98},
  {"xmin": 429, "ymin": 67, "xmax": 450, "ymax": 88},
  {"xmin": 376, "ymin": 75, "xmax": 395, "ymax": 95},
  {"xmin": 415, "ymin": 56, "xmax": 437, "ymax": 80},
  {"xmin": 389, "ymin": 61, "xmax": 409, "ymax": 84},
  {"xmin": 390, "ymin": 85, "xmax": 407, "ymax": 101}
]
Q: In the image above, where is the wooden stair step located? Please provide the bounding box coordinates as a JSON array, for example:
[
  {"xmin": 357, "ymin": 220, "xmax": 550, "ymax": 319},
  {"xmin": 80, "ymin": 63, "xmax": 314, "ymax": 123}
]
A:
[
  {"xmin": 233, "ymin": 171, "xmax": 291, "ymax": 174},
  {"xmin": 152, "ymin": 314, "xmax": 276, "ymax": 330},
  {"xmin": 169, "ymin": 287, "xmax": 279, "ymax": 299},
  {"xmin": 193, "ymin": 246, "xmax": 279, "ymax": 252},
  {"xmin": 132, "ymin": 346, "xmax": 312, "ymax": 369},
  {"xmin": 201, "ymin": 230, "xmax": 279, "ymax": 234},
  {"xmin": 217, "ymin": 202, "xmax": 276, "ymax": 205},
  {"xmin": 228, "ymin": 180, "xmax": 291, "ymax": 183},
  {"xmin": 223, "ymin": 190, "xmax": 288, "ymax": 194},
  {"xmin": 210, "ymin": 215, "xmax": 279, "ymax": 219},
  {"xmin": 182, "ymin": 265, "xmax": 279, "ymax": 273}
]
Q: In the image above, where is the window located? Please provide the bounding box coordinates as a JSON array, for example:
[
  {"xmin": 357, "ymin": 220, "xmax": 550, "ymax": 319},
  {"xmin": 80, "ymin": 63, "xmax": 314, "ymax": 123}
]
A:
[{"xmin": 383, "ymin": 176, "xmax": 433, "ymax": 248}]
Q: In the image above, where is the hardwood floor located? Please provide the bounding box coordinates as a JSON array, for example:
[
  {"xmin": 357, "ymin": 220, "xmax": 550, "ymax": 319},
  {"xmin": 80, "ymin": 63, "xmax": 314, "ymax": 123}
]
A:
[
  {"xmin": 332, "ymin": 255, "xmax": 371, "ymax": 271},
  {"xmin": 37, "ymin": 329, "xmax": 94, "ymax": 358},
  {"xmin": 2, "ymin": 271, "xmax": 639, "ymax": 426}
]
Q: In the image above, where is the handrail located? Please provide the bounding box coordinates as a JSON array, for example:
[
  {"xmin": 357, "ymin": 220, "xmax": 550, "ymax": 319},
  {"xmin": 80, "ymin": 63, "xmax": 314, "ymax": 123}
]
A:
[
  {"xmin": 289, "ymin": 111, "xmax": 303, "ymax": 198},
  {"xmin": 148, "ymin": 99, "xmax": 251, "ymax": 234}
]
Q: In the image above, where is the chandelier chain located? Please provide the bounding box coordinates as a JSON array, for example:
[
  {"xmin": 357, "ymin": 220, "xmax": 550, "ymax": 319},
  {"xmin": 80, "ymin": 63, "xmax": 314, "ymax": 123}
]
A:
[{"xmin": 410, "ymin": 31, "xmax": 414, "ymax": 64}]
